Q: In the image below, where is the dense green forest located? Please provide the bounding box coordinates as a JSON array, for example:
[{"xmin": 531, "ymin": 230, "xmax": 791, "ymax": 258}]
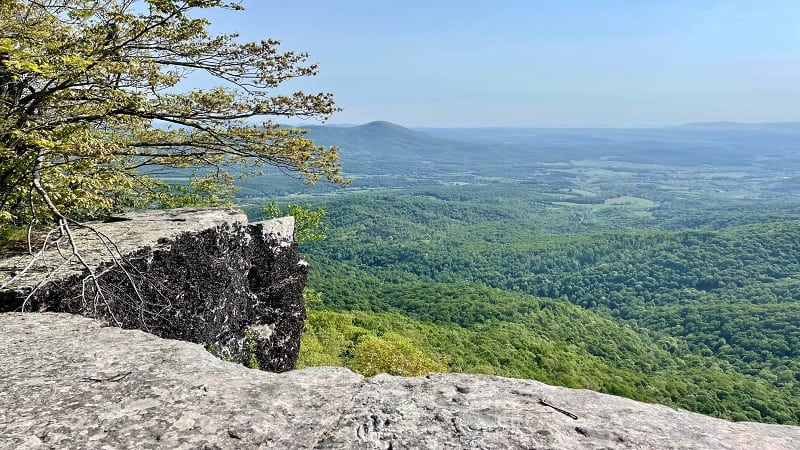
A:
[{"xmin": 238, "ymin": 122, "xmax": 800, "ymax": 424}]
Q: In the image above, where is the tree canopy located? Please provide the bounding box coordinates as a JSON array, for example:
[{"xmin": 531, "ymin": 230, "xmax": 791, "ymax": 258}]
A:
[{"xmin": 0, "ymin": 0, "xmax": 345, "ymax": 226}]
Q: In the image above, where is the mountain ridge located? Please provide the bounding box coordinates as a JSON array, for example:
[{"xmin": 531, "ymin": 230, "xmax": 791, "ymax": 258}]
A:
[{"xmin": 673, "ymin": 121, "xmax": 800, "ymax": 130}]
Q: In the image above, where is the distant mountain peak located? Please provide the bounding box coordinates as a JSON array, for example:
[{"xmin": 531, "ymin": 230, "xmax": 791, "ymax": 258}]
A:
[
  {"xmin": 356, "ymin": 121, "xmax": 413, "ymax": 131},
  {"xmin": 360, "ymin": 120, "xmax": 400, "ymax": 127}
]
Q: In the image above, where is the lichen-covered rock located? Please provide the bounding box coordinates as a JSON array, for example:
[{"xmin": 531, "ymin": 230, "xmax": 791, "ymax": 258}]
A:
[
  {"xmin": 1, "ymin": 313, "xmax": 799, "ymax": 450},
  {"xmin": 0, "ymin": 208, "xmax": 306, "ymax": 372}
]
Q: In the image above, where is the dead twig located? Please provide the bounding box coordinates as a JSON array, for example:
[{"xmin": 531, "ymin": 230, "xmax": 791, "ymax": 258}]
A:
[
  {"xmin": 539, "ymin": 398, "xmax": 579, "ymax": 420},
  {"xmin": 80, "ymin": 371, "xmax": 132, "ymax": 383}
]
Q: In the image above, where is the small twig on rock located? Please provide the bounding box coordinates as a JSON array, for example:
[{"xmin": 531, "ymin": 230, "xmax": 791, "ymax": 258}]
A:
[
  {"xmin": 80, "ymin": 371, "xmax": 132, "ymax": 383},
  {"xmin": 539, "ymin": 398, "xmax": 579, "ymax": 420}
]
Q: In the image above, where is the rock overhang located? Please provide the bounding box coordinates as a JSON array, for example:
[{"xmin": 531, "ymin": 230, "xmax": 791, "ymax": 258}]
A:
[{"xmin": 0, "ymin": 207, "xmax": 307, "ymax": 373}]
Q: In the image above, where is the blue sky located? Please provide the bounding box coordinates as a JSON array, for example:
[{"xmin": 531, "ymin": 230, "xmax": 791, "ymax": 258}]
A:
[{"xmin": 205, "ymin": 1, "xmax": 800, "ymax": 127}]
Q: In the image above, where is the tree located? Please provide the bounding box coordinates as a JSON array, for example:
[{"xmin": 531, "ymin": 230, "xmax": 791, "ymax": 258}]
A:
[
  {"xmin": 262, "ymin": 201, "xmax": 327, "ymax": 244},
  {"xmin": 348, "ymin": 332, "xmax": 445, "ymax": 377},
  {"xmin": 0, "ymin": 0, "xmax": 345, "ymax": 228}
]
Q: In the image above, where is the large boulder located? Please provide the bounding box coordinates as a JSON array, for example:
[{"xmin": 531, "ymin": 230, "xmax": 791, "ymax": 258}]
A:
[
  {"xmin": 0, "ymin": 208, "xmax": 307, "ymax": 372},
  {"xmin": 1, "ymin": 313, "xmax": 798, "ymax": 449}
]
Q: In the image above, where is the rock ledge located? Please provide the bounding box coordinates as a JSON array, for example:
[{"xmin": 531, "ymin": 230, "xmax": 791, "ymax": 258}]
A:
[
  {"xmin": 0, "ymin": 208, "xmax": 307, "ymax": 372},
  {"xmin": 2, "ymin": 313, "xmax": 798, "ymax": 450}
]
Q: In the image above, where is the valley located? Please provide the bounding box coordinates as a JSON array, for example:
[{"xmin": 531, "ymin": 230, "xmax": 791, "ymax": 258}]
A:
[{"xmin": 238, "ymin": 121, "xmax": 800, "ymax": 424}]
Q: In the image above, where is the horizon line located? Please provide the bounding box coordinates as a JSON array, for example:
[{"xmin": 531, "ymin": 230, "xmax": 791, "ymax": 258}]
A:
[{"xmin": 290, "ymin": 120, "xmax": 800, "ymax": 130}]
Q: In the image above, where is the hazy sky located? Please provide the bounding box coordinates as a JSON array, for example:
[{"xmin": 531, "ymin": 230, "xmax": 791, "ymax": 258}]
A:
[{"xmin": 204, "ymin": 1, "xmax": 800, "ymax": 127}]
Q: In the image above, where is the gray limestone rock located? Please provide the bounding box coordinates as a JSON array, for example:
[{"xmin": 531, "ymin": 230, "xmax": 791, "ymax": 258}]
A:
[
  {"xmin": 2, "ymin": 313, "xmax": 798, "ymax": 449},
  {"xmin": 0, "ymin": 208, "xmax": 306, "ymax": 372}
]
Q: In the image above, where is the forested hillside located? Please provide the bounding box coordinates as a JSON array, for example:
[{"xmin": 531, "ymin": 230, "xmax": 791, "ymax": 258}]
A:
[{"xmin": 241, "ymin": 122, "xmax": 800, "ymax": 424}]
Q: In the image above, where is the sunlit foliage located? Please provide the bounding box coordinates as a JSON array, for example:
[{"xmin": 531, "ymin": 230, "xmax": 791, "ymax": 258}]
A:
[{"xmin": 0, "ymin": 0, "xmax": 345, "ymax": 225}]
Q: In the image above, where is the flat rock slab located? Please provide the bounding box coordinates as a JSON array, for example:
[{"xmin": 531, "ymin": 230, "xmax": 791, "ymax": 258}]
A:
[
  {"xmin": 2, "ymin": 313, "xmax": 798, "ymax": 449},
  {"xmin": 0, "ymin": 208, "xmax": 250, "ymax": 291}
]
